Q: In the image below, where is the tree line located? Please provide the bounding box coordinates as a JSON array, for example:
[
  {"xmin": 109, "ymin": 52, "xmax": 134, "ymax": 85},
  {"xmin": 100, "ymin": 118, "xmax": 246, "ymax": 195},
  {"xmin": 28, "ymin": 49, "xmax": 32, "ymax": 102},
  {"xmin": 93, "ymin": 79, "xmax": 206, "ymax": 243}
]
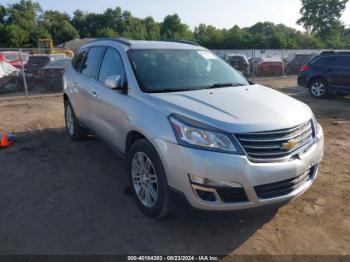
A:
[{"xmin": 0, "ymin": 0, "xmax": 349, "ymax": 49}]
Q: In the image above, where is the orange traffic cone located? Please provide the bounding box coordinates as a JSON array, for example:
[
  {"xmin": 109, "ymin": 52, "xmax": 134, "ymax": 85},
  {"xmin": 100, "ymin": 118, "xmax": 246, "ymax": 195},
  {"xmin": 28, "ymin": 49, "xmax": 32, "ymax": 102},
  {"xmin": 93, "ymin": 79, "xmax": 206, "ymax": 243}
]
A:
[{"xmin": 0, "ymin": 132, "xmax": 12, "ymax": 148}]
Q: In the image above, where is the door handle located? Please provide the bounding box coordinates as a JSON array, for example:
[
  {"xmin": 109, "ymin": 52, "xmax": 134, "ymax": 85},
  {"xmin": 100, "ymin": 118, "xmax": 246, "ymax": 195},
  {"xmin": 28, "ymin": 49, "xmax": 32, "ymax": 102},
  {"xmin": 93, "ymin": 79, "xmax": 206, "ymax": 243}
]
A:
[
  {"xmin": 90, "ymin": 90, "xmax": 98, "ymax": 98},
  {"xmin": 72, "ymin": 82, "xmax": 78, "ymax": 88}
]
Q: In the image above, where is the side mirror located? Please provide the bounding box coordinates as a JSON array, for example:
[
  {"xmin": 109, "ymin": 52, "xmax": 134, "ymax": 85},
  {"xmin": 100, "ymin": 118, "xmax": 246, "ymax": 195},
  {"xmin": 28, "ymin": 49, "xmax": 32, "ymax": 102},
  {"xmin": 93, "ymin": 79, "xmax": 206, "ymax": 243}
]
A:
[{"xmin": 104, "ymin": 75, "xmax": 123, "ymax": 89}]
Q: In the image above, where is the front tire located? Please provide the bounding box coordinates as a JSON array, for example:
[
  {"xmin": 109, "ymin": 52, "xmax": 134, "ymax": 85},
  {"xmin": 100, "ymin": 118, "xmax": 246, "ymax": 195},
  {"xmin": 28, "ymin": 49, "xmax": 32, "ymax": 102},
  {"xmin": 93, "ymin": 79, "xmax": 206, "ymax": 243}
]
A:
[
  {"xmin": 127, "ymin": 139, "xmax": 171, "ymax": 219},
  {"xmin": 64, "ymin": 99, "xmax": 88, "ymax": 141},
  {"xmin": 309, "ymin": 79, "xmax": 328, "ymax": 98}
]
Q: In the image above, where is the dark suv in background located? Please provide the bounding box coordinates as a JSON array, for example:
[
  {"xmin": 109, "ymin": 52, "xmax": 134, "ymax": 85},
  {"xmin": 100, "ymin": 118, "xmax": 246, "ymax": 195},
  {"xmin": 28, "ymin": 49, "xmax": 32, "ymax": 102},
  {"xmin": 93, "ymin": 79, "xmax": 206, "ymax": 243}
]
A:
[
  {"xmin": 298, "ymin": 51, "xmax": 350, "ymax": 98},
  {"xmin": 285, "ymin": 54, "xmax": 315, "ymax": 75},
  {"xmin": 224, "ymin": 54, "xmax": 250, "ymax": 76}
]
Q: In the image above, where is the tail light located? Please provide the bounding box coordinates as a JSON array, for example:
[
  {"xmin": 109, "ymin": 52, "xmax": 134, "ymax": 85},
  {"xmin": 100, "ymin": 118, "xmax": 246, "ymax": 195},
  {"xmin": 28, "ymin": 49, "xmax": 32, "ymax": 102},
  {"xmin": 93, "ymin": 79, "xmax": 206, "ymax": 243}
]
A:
[{"xmin": 300, "ymin": 64, "xmax": 310, "ymax": 72}]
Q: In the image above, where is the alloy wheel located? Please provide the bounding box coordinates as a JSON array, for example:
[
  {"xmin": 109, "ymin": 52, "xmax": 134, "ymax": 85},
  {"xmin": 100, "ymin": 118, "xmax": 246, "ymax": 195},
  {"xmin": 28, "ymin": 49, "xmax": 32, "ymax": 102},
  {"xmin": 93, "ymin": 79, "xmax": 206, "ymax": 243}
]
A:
[
  {"xmin": 65, "ymin": 104, "xmax": 74, "ymax": 136},
  {"xmin": 310, "ymin": 81, "xmax": 325, "ymax": 97},
  {"xmin": 131, "ymin": 152, "xmax": 158, "ymax": 208}
]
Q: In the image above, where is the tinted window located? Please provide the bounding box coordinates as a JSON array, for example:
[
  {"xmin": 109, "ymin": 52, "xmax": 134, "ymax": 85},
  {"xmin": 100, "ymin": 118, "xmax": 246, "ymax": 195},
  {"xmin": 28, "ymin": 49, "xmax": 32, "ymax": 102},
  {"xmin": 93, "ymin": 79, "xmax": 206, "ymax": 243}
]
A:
[
  {"xmin": 312, "ymin": 57, "xmax": 328, "ymax": 66},
  {"xmin": 46, "ymin": 59, "xmax": 71, "ymax": 68},
  {"xmin": 26, "ymin": 57, "xmax": 51, "ymax": 68},
  {"xmin": 228, "ymin": 57, "xmax": 246, "ymax": 64},
  {"xmin": 5, "ymin": 54, "xmax": 19, "ymax": 61},
  {"xmin": 98, "ymin": 48, "xmax": 126, "ymax": 83},
  {"xmin": 28, "ymin": 57, "xmax": 50, "ymax": 63},
  {"xmin": 328, "ymin": 57, "xmax": 340, "ymax": 67},
  {"xmin": 317, "ymin": 56, "xmax": 350, "ymax": 68},
  {"xmin": 294, "ymin": 55, "xmax": 313, "ymax": 63},
  {"xmin": 329, "ymin": 56, "xmax": 350, "ymax": 68},
  {"xmin": 81, "ymin": 47, "xmax": 105, "ymax": 78},
  {"xmin": 72, "ymin": 49, "xmax": 87, "ymax": 72}
]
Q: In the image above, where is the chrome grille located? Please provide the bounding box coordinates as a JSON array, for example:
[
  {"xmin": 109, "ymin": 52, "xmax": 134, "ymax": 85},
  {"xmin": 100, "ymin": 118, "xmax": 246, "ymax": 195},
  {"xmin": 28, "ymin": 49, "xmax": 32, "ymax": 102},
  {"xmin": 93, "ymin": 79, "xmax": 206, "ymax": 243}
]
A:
[{"xmin": 236, "ymin": 120, "xmax": 315, "ymax": 162}]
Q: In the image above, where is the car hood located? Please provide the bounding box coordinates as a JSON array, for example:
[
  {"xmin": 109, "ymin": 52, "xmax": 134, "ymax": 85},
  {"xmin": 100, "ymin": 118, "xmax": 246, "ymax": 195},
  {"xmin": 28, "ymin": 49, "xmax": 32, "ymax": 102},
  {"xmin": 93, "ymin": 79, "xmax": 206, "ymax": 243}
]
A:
[{"xmin": 148, "ymin": 84, "xmax": 312, "ymax": 133}]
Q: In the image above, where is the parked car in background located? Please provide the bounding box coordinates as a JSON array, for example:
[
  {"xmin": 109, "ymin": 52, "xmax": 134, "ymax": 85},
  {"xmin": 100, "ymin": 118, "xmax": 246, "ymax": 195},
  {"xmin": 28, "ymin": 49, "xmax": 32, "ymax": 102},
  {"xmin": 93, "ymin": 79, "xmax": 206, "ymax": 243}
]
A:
[
  {"xmin": 249, "ymin": 57, "xmax": 262, "ymax": 76},
  {"xmin": 24, "ymin": 55, "xmax": 52, "ymax": 90},
  {"xmin": 48, "ymin": 54, "xmax": 71, "ymax": 61},
  {"xmin": 224, "ymin": 54, "xmax": 250, "ymax": 76},
  {"xmin": 0, "ymin": 51, "xmax": 30, "ymax": 69},
  {"xmin": 256, "ymin": 57, "xmax": 284, "ymax": 76},
  {"xmin": 24, "ymin": 55, "xmax": 51, "ymax": 75},
  {"xmin": 63, "ymin": 39, "xmax": 324, "ymax": 219},
  {"xmin": 30, "ymin": 59, "xmax": 71, "ymax": 91},
  {"xmin": 0, "ymin": 61, "xmax": 21, "ymax": 94},
  {"xmin": 298, "ymin": 51, "xmax": 350, "ymax": 98},
  {"xmin": 285, "ymin": 54, "xmax": 315, "ymax": 75}
]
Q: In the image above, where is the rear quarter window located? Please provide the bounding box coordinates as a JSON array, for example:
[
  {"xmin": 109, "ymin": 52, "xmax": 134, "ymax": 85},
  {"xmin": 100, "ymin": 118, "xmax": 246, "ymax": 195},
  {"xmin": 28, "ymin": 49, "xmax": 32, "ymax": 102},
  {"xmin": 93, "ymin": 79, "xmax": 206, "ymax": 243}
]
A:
[
  {"xmin": 312, "ymin": 57, "xmax": 328, "ymax": 67},
  {"xmin": 71, "ymin": 49, "xmax": 87, "ymax": 72}
]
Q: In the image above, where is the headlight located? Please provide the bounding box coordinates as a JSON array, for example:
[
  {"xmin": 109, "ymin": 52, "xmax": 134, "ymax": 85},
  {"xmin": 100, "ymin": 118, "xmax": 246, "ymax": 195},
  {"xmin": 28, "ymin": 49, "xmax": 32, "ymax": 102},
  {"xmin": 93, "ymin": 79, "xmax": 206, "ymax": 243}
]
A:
[{"xmin": 169, "ymin": 115, "xmax": 242, "ymax": 154}]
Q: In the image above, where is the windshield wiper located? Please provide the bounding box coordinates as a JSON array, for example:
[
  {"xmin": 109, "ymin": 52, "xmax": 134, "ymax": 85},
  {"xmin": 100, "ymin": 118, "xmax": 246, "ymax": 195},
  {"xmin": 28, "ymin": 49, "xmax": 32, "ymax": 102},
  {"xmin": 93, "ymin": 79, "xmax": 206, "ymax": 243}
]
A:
[
  {"xmin": 147, "ymin": 88, "xmax": 197, "ymax": 93},
  {"xmin": 147, "ymin": 83, "xmax": 244, "ymax": 93},
  {"xmin": 205, "ymin": 82, "xmax": 245, "ymax": 89}
]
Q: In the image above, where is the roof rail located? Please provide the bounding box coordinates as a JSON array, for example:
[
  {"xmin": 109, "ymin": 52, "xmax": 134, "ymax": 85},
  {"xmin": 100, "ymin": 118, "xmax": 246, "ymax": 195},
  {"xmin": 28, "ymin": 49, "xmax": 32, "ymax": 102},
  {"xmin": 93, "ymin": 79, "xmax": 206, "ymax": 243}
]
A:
[
  {"xmin": 113, "ymin": 38, "xmax": 132, "ymax": 46},
  {"xmin": 165, "ymin": 40, "xmax": 200, "ymax": 46},
  {"xmin": 320, "ymin": 50, "xmax": 350, "ymax": 56},
  {"xmin": 88, "ymin": 37, "xmax": 132, "ymax": 46},
  {"xmin": 320, "ymin": 51, "xmax": 335, "ymax": 55}
]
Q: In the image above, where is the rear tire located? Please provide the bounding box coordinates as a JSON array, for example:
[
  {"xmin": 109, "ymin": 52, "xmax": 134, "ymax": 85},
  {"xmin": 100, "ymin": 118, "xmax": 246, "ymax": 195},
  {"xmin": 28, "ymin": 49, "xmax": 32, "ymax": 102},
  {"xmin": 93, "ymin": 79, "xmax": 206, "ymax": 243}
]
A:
[
  {"xmin": 127, "ymin": 139, "xmax": 171, "ymax": 219},
  {"xmin": 64, "ymin": 99, "xmax": 88, "ymax": 141},
  {"xmin": 309, "ymin": 78, "xmax": 328, "ymax": 98}
]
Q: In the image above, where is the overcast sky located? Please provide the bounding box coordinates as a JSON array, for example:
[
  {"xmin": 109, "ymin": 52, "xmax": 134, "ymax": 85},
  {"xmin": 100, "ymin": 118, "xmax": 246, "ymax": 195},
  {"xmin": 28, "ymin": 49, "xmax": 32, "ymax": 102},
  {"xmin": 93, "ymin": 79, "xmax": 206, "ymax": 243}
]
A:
[{"xmin": 3, "ymin": 0, "xmax": 350, "ymax": 30}]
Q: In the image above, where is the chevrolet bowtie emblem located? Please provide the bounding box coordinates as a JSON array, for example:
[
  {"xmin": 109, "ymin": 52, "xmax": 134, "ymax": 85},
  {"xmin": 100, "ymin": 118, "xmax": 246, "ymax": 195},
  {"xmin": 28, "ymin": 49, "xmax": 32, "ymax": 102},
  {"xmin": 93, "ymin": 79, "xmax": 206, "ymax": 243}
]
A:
[{"xmin": 281, "ymin": 140, "xmax": 298, "ymax": 151}]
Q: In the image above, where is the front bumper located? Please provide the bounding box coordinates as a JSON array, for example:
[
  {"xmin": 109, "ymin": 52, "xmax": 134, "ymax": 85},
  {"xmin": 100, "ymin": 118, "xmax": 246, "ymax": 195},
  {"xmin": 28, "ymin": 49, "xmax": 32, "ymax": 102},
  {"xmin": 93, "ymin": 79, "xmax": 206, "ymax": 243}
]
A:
[{"xmin": 152, "ymin": 126, "xmax": 324, "ymax": 211}]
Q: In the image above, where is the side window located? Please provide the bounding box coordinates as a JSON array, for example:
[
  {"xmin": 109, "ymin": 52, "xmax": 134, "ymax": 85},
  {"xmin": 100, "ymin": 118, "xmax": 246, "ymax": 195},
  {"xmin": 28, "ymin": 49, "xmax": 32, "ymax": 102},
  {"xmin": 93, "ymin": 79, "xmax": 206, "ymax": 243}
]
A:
[
  {"xmin": 313, "ymin": 57, "xmax": 328, "ymax": 67},
  {"xmin": 81, "ymin": 47, "xmax": 106, "ymax": 79},
  {"xmin": 328, "ymin": 57, "xmax": 341, "ymax": 67},
  {"xmin": 71, "ymin": 49, "xmax": 87, "ymax": 72},
  {"xmin": 98, "ymin": 48, "xmax": 126, "ymax": 84},
  {"xmin": 5, "ymin": 54, "xmax": 19, "ymax": 61},
  {"xmin": 327, "ymin": 56, "xmax": 350, "ymax": 68},
  {"xmin": 336, "ymin": 56, "xmax": 350, "ymax": 68}
]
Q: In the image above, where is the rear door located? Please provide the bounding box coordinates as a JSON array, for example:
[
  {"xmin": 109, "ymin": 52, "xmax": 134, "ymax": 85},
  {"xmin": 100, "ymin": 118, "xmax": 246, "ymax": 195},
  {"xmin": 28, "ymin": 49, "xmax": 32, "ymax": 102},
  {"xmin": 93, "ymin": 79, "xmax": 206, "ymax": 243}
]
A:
[
  {"xmin": 328, "ymin": 56, "xmax": 350, "ymax": 92},
  {"xmin": 71, "ymin": 46, "xmax": 105, "ymax": 128},
  {"xmin": 68, "ymin": 48, "xmax": 88, "ymax": 121}
]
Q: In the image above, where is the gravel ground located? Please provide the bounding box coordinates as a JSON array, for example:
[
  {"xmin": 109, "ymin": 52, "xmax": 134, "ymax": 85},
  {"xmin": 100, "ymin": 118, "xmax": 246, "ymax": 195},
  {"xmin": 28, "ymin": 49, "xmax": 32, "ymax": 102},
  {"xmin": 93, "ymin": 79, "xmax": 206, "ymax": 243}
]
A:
[{"xmin": 0, "ymin": 78, "xmax": 349, "ymax": 256}]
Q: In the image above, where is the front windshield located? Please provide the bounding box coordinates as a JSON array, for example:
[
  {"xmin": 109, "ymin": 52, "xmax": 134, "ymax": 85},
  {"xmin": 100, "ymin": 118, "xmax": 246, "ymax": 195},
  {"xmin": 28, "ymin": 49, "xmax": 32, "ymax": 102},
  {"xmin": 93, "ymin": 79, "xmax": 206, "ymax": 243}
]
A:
[{"xmin": 128, "ymin": 49, "xmax": 249, "ymax": 93}]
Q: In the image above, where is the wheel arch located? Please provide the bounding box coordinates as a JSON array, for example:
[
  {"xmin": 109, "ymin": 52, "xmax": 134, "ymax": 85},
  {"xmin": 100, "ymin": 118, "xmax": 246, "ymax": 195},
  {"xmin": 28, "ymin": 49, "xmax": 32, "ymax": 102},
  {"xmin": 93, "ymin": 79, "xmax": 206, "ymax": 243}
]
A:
[
  {"xmin": 125, "ymin": 130, "xmax": 147, "ymax": 152},
  {"xmin": 63, "ymin": 93, "xmax": 69, "ymax": 102},
  {"xmin": 307, "ymin": 75, "xmax": 328, "ymax": 88}
]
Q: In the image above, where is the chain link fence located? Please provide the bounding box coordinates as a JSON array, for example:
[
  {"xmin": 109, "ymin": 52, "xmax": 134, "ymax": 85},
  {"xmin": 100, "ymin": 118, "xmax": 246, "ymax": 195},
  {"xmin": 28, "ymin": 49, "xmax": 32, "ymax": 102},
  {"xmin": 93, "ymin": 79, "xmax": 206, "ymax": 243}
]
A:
[
  {"xmin": 0, "ymin": 48, "xmax": 72, "ymax": 98},
  {"xmin": 1, "ymin": 47, "xmax": 348, "ymax": 98}
]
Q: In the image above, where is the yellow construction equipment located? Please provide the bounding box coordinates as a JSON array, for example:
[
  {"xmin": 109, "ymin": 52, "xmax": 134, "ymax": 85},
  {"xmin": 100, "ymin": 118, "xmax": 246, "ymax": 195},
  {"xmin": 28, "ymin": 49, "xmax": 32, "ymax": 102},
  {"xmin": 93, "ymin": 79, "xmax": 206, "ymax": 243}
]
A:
[{"xmin": 33, "ymin": 39, "xmax": 74, "ymax": 57}]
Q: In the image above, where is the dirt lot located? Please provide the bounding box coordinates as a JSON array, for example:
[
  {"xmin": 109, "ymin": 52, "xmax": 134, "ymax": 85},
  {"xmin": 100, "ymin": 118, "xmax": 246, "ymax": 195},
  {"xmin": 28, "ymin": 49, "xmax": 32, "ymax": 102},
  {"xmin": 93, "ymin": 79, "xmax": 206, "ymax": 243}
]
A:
[{"xmin": 0, "ymin": 78, "xmax": 349, "ymax": 256}]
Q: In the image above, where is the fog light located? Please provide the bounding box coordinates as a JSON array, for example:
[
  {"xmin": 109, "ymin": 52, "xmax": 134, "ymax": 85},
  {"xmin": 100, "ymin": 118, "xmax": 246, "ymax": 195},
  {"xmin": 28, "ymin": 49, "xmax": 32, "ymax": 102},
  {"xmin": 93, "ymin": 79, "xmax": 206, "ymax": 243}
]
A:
[
  {"xmin": 189, "ymin": 174, "xmax": 242, "ymax": 188},
  {"xmin": 195, "ymin": 189, "xmax": 217, "ymax": 202}
]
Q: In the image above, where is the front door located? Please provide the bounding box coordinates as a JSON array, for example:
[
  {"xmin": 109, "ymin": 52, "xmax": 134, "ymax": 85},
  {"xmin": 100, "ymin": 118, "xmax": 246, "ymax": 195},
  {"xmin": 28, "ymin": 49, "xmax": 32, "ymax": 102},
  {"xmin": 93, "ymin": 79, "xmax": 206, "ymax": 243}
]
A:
[{"xmin": 90, "ymin": 47, "xmax": 129, "ymax": 152}]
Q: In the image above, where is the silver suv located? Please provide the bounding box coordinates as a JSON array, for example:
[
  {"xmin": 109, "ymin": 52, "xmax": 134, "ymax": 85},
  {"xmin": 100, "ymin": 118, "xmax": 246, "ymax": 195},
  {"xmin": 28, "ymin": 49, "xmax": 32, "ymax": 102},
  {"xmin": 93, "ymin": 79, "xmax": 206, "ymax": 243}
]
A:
[{"xmin": 63, "ymin": 39, "xmax": 324, "ymax": 219}]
